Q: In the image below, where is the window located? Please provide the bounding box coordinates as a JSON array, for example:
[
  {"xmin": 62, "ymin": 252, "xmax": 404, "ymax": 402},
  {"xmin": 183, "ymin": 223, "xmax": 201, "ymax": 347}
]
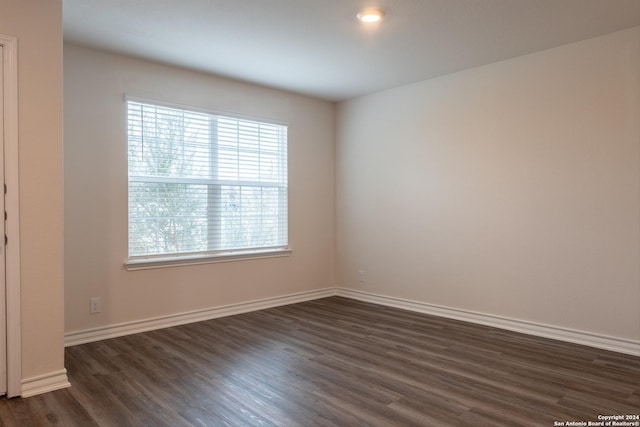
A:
[{"xmin": 127, "ymin": 100, "xmax": 288, "ymax": 264}]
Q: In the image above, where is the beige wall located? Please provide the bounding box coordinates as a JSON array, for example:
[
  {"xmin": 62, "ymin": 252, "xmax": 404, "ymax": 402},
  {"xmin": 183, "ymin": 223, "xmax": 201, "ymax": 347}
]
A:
[
  {"xmin": 0, "ymin": 0, "xmax": 65, "ymax": 379},
  {"xmin": 64, "ymin": 45, "xmax": 335, "ymax": 333},
  {"xmin": 65, "ymin": 27, "xmax": 638, "ymax": 347},
  {"xmin": 336, "ymin": 27, "xmax": 640, "ymax": 341}
]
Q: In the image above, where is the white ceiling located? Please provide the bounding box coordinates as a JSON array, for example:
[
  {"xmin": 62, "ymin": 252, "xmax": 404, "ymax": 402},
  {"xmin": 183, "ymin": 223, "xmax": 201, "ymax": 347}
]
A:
[{"xmin": 63, "ymin": 0, "xmax": 640, "ymax": 102}]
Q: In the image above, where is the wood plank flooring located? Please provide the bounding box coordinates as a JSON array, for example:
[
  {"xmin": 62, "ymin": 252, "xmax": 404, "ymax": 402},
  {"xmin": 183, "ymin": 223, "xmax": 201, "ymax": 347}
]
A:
[{"xmin": 0, "ymin": 296, "xmax": 638, "ymax": 426}]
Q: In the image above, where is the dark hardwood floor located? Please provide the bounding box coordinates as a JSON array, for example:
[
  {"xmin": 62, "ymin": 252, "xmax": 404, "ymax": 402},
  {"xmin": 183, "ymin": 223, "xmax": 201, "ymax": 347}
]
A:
[{"xmin": 1, "ymin": 296, "xmax": 638, "ymax": 426}]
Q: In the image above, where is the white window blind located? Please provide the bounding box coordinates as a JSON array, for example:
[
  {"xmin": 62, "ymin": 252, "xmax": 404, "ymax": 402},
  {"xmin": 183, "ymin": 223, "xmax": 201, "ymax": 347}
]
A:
[{"xmin": 127, "ymin": 100, "xmax": 288, "ymax": 260}]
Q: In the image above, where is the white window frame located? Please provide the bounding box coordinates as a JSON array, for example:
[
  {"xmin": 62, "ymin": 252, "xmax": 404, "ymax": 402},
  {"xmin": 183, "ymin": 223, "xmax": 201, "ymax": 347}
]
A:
[{"xmin": 124, "ymin": 97, "xmax": 291, "ymax": 270}]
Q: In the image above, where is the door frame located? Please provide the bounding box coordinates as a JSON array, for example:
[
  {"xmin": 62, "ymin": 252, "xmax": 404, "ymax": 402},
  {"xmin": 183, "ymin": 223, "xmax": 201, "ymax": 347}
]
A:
[{"xmin": 0, "ymin": 33, "xmax": 22, "ymax": 398}]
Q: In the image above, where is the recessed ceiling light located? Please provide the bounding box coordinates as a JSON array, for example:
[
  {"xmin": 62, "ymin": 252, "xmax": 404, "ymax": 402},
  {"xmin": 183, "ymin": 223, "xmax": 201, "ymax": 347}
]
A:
[{"xmin": 357, "ymin": 9, "xmax": 384, "ymax": 23}]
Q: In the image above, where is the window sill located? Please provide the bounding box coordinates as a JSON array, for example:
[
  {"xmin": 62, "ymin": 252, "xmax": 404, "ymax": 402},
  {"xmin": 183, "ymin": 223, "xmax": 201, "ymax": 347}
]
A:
[{"xmin": 124, "ymin": 248, "xmax": 292, "ymax": 271}]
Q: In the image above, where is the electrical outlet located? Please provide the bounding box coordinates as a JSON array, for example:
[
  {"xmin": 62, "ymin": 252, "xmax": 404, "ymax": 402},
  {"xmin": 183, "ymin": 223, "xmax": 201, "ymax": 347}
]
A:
[
  {"xmin": 89, "ymin": 297, "xmax": 101, "ymax": 314},
  {"xmin": 358, "ymin": 270, "xmax": 365, "ymax": 283}
]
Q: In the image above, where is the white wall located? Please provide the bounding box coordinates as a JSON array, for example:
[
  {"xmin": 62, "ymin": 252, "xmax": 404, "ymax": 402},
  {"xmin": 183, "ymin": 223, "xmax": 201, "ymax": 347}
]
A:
[
  {"xmin": 0, "ymin": 0, "xmax": 66, "ymax": 384},
  {"xmin": 336, "ymin": 27, "xmax": 640, "ymax": 342},
  {"xmin": 64, "ymin": 45, "xmax": 335, "ymax": 334}
]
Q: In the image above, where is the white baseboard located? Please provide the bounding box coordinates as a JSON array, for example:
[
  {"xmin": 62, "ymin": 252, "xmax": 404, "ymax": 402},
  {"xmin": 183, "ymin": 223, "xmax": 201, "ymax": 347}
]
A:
[
  {"xmin": 64, "ymin": 286, "xmax": 639, "ymax": 357},
  {"xmin": 336, "ymin": 288, "xmax": 640, "ymax": 357},
  {"xmin": 64, "ymin": 288, "xmax": 336, "ymax": 347},
  {"xmin": 21, "ymin": 369, "xmax": 71, "ymax": 398}
]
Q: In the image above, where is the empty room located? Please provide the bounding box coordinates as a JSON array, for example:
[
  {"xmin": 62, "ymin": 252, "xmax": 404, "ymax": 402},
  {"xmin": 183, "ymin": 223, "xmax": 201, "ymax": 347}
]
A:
[{"xmin": 0, "ymin": 0, "xmax": 639, "ymax": 425}]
